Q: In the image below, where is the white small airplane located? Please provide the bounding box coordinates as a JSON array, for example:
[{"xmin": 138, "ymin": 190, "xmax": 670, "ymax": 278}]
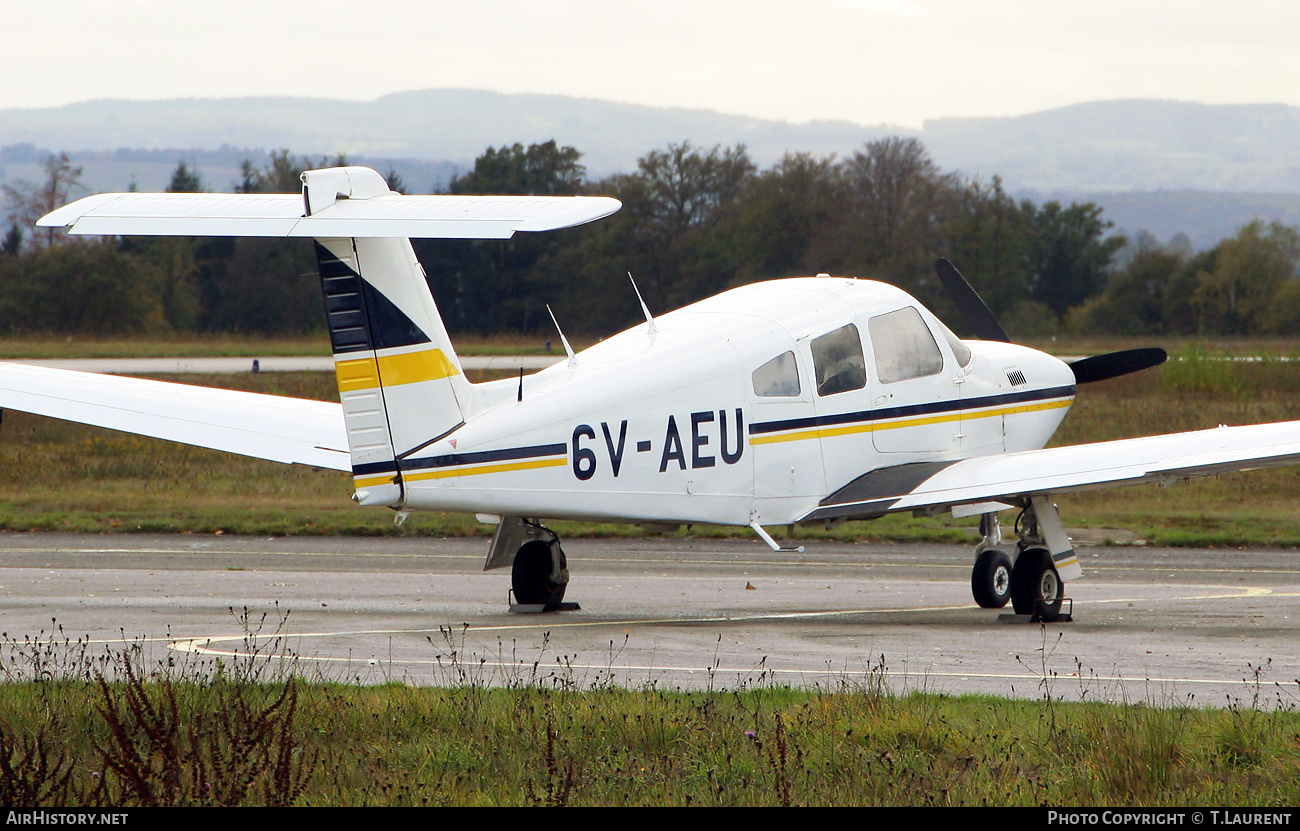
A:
[{"xmin": 6, "ymin": 165, "xmax": 1299, "ymax": 620}]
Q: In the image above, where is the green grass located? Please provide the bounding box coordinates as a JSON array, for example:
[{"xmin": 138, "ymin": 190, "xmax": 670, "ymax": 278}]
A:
[
  {"xmin": 1024, "ymin": 335, "xmax": 1300, "ymax": 358},
  {"xmin": 1049, "ymin": 346, "xmax": 1300, "ymax": 547},
  {"xmin": 2, "ymin": 633, "xmax": 1298, "ymax": 807},
  {"xmin": 2, "ymin": 335, "xmax": 332, "ymax": 359}
]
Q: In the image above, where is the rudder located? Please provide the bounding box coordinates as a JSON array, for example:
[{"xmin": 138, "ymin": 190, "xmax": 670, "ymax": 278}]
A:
[{"xmin": 306, "ymin": 168, "xmax": 471, "ymax": 507}]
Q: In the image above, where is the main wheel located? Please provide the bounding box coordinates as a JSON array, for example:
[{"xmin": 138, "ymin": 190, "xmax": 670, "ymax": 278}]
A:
[
  {"xmin": 1010, "ymin": 547, "xmax": 1063, "ymax": 620},
  {"xmin": 511, "ymin": 540, "xmax": 568, "ymax": 607},
  {"xmin": 971, "ymin": 548, "xmax": 1013, "ymax": 608}
]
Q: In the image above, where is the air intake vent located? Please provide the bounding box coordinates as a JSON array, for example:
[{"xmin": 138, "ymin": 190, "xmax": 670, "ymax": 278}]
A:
[{"xmin": 1005, "ymin": 368, "xmax": 1027, "ymax": 387}]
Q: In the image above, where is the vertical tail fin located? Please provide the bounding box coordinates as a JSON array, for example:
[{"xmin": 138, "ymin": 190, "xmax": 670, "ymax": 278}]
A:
[
  {"xmin": 36, "ymin": 167, "xmax": 621, "ymax": 510},
  {"xmin": 305, "ymin": 168, "xmax": 470, "ymax": 507}
]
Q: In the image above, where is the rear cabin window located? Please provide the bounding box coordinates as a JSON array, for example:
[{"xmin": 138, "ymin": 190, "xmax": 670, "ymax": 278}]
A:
[
  {"xmin": 868, "ymin": 307, "xmax": 944, "ymax": 383},
  {"xmin": 752, "ymin": 351, "xmax": 801, "ymax": 397},
  {"xmin": 810, "ymin": 324, "xmax": 867, "ymax": 396}
]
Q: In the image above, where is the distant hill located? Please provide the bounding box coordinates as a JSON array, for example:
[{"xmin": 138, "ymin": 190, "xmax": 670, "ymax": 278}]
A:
[
  {"xmin": 0, "ymin": 144, "xmax": 462, "ymax": 197},
  {"xmin": 924, "ymin": 100, "xmax": 1300, "ymax": 192},
  {"xmin": 0, "ymin": 89, "xmax": 896, "ymax": 177},
  {"xmin": 4, "ymin": 91, "xmax": 1300, "ymax": 248},
  {"xmin": 1038, "ymin": 190, "xmax": 1300, "ymax": 250}
]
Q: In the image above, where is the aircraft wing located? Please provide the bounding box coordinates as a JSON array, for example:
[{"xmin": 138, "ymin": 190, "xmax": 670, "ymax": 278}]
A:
[
  {"xmin": 37, "ymin": 192, "xmax": 622, "ymax": 239},
  {"xmin": 0, "ymin": 363, "xmax": 349, "ymax": 471},
  {"xmin": 801, "ymin": 421, "xmax": 1300, "ymax": 523}
]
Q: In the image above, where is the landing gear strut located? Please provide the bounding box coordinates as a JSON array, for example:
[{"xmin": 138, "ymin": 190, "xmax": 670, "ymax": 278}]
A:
[{"xmin": 1008, "ymin": 499, "xmax": 1071, "ymax": 621}]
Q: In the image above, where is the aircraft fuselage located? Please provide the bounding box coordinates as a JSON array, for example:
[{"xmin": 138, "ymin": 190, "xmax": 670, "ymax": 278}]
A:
[{"xmin": 376, "ymin": 277, "xmax": 1077, "ymax": 528}]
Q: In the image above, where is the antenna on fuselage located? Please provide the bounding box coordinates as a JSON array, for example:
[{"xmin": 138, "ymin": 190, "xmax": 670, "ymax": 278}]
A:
[
  {"xmin": 546, "ymin": 304, "xmax": 579, "ymax": 369},
  {"xmin": 628, "ymin": 272, "xmax": 657, "ymax": 336}
]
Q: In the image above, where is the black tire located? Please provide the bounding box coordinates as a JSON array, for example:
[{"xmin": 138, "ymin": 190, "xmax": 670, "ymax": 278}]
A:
[
  {"xmin": 511, "ymin": 540, "xmax": 568, "ymax": 607},
  {"xmin": 971, "ymin": 548, "xmax": 1013, "ymax": 608},
  {"xmin": 1010, "ymin": 547, "xmax": 1063, "ymax": 620}
]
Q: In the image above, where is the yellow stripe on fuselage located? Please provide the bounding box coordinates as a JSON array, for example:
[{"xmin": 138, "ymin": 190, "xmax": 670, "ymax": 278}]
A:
[
  {"xmin": 403, "ymin": 458, "xmax": 568, "ymax": 482},
  {"xmin": 749, "ymin": 397, "xmax": 1073, "ymax": 446},
  {"xmin": 335, "ymin": 348, "xmax": 459, "ymax": 392},
  {"xmin": 352, "ymin": 457, "xmax": 567, "ymax": 487}
]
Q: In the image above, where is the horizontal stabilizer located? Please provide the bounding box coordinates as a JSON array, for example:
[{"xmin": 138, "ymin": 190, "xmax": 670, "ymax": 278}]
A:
[
  {"xmin": 0, "ymin": 363, "xmax": 349, "ymax": 471},
  {"xmin": 39, "ymin": 191, "xmax": 621, "ymax": 240}
]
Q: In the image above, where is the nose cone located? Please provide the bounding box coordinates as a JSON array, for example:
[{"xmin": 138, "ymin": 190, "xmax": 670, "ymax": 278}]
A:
[
  {"xmin": 962, "ymin": 340, "xmax": 1077, "ymax": 451},
  {"xmin": 998, "ymin": 345, "xmax": 1076, "ymax": 451},
  {"xmin": 1032, "ymin": 349, "xmax": 1078, "ymax": 392},
  {"xmin": 971, "ymin": 340, "xmax": 1076, "ymax": 393}
]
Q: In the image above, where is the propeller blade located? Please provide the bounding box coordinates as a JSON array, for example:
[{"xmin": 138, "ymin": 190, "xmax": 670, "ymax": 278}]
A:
[
  {"xmin": 931, "ymin": 259, "xmax": 1165, "ymax": 384},
  {"xmin": 934, "ymin": 259, "xmax": 1010, "ymax": 342},
  {"xmin": 1068, "ymin": 347, "xmax": 1168, "ymax": 384}
]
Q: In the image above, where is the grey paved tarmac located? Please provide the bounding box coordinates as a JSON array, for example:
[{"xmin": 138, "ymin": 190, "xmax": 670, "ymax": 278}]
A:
[{"xmin": 0, "ymin": 533, "xmax": 1296, "ymax": 705}]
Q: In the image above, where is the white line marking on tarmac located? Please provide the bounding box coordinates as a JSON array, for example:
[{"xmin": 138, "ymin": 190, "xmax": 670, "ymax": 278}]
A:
[
  {"xmin": 155, "ymin": 584, "xmax": 1284, "ymax": 692},
  {"xmin": 10, "ymin": 545, "xmax": 1300, "ymax": 576},
  {"xmin": 49, "ymin": 583, "xmax": 1282, "ymax": 652},
  {"xmin": 160, "ymin": 642, "xmax": 1265, "ymax": 690}
]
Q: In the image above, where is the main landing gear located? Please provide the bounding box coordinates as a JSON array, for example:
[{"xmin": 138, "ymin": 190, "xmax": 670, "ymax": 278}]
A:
[
  {"xmin": 969, "ymin": 501, "xmax": 1073, "ymax": 622},
  {"xmin": 484, "ymin": 517, "xmax": 577, "ymax": 612},
  {"xmin": 971, "ymin": 545, "xmax": 1013, "ymax": 609},
  {"xmin": 512, "ymin": 532, "xmax": 569, "ymax": 608},
  {"xmin": 1009, "ymin": 547, "xmax": 1063, "ymax": 620}
]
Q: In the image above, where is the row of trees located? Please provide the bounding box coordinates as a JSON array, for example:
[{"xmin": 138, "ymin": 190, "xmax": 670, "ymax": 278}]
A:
[
  {"xmin": 0, "ymin": 152, "xmax": 334, "ymax": 334},
  {"xmin": 1070, "ymin": 221, "xmax": 1300, "ymax": 336},
  {"xmin": 419, "ymin": 138, "xmax": 1129, "ymax": 336},
  {"xmin": 3, "ymin": 141, "xmax": 1298, "ymax": 337}
]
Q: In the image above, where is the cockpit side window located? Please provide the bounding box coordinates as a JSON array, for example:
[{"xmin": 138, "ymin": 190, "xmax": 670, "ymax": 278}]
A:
[
  {"xmin": 752, "ymin": 350, "xmax": 801, "ymax": 397},
  {"xmin": 810, "ymin": 323, "xmax": 867, "ymax": 396},
  {"xmin": 868, "ymin": 307, "xmax": 944, "ymax": 383}
]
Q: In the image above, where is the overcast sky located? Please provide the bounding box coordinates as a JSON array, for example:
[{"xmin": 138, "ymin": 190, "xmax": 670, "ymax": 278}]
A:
[{"xmin": 4, "ymin": 0, "xmax": 1298, "ymax": 129}]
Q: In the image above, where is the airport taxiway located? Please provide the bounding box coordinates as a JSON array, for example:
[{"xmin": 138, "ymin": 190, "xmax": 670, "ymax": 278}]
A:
[{"xmin": 0, "ymin": 533, "xmax": 1296, "ymax": 704}]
